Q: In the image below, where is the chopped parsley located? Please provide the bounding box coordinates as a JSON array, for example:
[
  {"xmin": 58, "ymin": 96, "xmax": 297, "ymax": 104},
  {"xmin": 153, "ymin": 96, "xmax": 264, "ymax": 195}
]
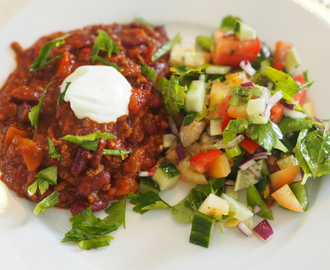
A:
[
  {"xmin": 151, "ymin": 32, "xmax": 181, "ymax": 61},
  {"xmin": 33, "ymin": 190, "xmax": 59, "ymax": 215},
  {"xmin": 91, "ymin": 29, "xmax": 119, "ymax": 62},
  {"xmin": 27, "ymin": 166, "xmax": 58, "ymax": 196},
  {"xmin": 46, "ymin": 137, "xmax": 63, "ymax": 161}
]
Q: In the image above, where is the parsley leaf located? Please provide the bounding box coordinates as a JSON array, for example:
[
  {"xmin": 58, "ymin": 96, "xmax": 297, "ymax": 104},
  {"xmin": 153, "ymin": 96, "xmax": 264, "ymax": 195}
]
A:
[
  {"xmin": 183, "ymin": 112, "xmax": 197, "ymax": 126},
  {"xmin": 128, "ymin": 191, "xmax": 171, "ymax": 214},
  {"xmin": 220, "ymin": 15, "xmax": 242, "ymax": 31},
  {"xmin": 157, "ymin": 75, "xmax": 186, "ymax": 115},
  {"xmin": 249, "ymin": 121, "xmax": 288, "ymax": 152},
  {"xmin": 228, "ymin": 86, "xmax": 263, "ymax": 106},
  {"xmin": 151, "ymin": 33, "xmax": 181, "ymax": 61},
  {"xmin": 29, "ymin": 34, "xmax": 69, "ymax": 72},
  {"xmin": 60, "ymin": 131, "xmax": 116, "ymax": 151},
  {"xmin": 104, "ymin": 197, "xmax": 127, "ymax": 229},
  {"xmin": 223, "ymin": 118, "xmax": 250, "ymax": 145},
  {"xmin": 140, "ymin": 62, "xmax": 158, "ymax": 82},
  {"xmin": 56, "ymin": 82, "xmax": 71, "ymax": 105},
  {"xmin": 62, "ymin": 206, "xmax": 120, "ymax": 250},
  {"xmin": 90, "ymin": 55, "xmax": 121, "ymax": 70},
  {"xmin": 28, "ymin": 82, "xmax": 52, "ymax": 138},
  {"xmin": 91, "ymin": 29, "xmax": 119, "ymax": 62},
  {"xmin": 102, "ymin": 149, "xmax": 133, "ymax": 160},
  {"xmin": 33, "ymin": 190, "xmax": 59, "ymax": 215},
  {"xmin": 46, "ymin": 137, "xmax": 63, "ymax": 161},
  {"xmin": 27, "ymin": 166, "xmax": 58, "ymax": 196}
]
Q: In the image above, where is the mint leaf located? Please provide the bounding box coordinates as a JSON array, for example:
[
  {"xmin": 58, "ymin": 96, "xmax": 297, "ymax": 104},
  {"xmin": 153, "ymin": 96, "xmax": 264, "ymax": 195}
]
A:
[
  {"xmin": 60, "ymin": 131, "xmax": 116, "ymax": 151},
  {"xmin": 151, "ymin": 33, "xmax": 181, "ymax": 61},
  {"xmin": 128, "ymin": 191, "xmax": 171, "ymax": 214},
  {"xmin": 33, "ymin": 190, "xmax": 59, "ymax": 215},
  {"xmin": 46, "ymin": 137, "xmax": 63, "ymax": 160},
  {"xmin": 29, "ymin": 34, "xmax": 69, "ymax": 72},
  {"xmin": 277, "ymin": 115, "xmax": 316, "ymax": 133},
  {"xmin": 28, "ymin": 82, "xmax": 52, "ymax": 138}
]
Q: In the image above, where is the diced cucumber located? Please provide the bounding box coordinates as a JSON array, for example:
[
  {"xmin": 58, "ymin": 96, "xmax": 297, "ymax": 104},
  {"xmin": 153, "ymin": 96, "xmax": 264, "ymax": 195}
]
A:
[
  {"xmin": 225, "ymin": 185, "xmax": 239, "ymax": 200},
  {"xmin": 260, "ymin": 59, "xmax": 271, "ymax": 71},
  {"xmin": 284, "ymin": 47, "xmax": 300, "ymax": 76},
  {"xmin": 246, "ymin": 98, "xmax": 269, "ymax": 124},
  {"xmin": 184, "ymin": 51, "xmax": 206, "ymax": 67},
  {"xmin": 139, "ymin": 177, "xmax": 160, "ymax": 194},
  {"xmin": 234, "ymin": 159, "xmax": 270, "ymax": 191},
  {"xmin": 234, "ymin": 20, "xmax": 257, "ymax": 41},
  {"xmin": 220, "ymin": 193, "xmax": 253, "ymax": 221},
  {"xmin": 277, "ymin": 154, "xmax": 299, "ymax": 170},
  {"xmin": 152, "ymin": 163, "xmax": 180, "ymax": 191},
  {"xmin": 198, "ymin": 193, "xmax": 229, "ymax": 218},
  {"xmin": 205, "ymin": 65, "xmax": 231, "ymax": 74},
  {"xmin": 209, "ymin": 118, "xmax": 223, "ymax": 136},
  {"xmin": 189, "ymin": 211, "xmax": 215, "ymax": 248},
  {"xmin": 163, "ymin": 134, "xmax": 177, "ymax": 149},
  {"xmin": 184, "ymin": 80, "xmax": 206, "ymax": 113}
]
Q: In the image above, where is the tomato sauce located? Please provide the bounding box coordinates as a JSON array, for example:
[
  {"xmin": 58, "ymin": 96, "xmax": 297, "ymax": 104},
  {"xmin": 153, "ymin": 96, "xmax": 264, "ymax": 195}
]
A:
[{"xmin": 0, "ymin": 22, "xmax": 170, "ymax": 215}]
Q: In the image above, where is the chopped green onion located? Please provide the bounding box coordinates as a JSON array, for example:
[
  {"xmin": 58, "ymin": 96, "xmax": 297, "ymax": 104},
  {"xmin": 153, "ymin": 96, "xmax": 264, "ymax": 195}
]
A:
[
  {"xmin": 91, "ymin": 55, "xmax": 121, "ymax": 70},
  {"xmin": 225, "ymin": 145, "xmax": 242, "ymax": 158},
  {"xmin": 140, "ymin": 62, "xmax": 158, "ymax": 82},
  {"xmin": 46, "ymin": 137, "xmax": 63, "ymax": 161},
  {"xmin": 28, "ymin": 166, "xmax": 58, "ymax": 196},
  {"xmin": 56, "ymin": 82, "xmax": 71, "ymax": 105},
  {"xmin": 92, "ymin": 29, "xmax": 119, "ymax": 61}
]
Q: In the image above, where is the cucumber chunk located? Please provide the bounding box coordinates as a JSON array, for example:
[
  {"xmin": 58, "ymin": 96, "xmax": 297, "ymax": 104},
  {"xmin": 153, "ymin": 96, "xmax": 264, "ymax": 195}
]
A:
[
  {"xmin": 205, "ymin": 65, "xmax": 231, "ymax": 74},
  {"xmin": 234, "ymin": 20, "xmax": 257, "ymax": 41},
  {"xmin": 184, "ymin": 80, "xmax": 206, "ymax": 113},
  {"xmin": 209, "ymin": 118, "xmax": 223, "ymax": 136},
  {"xmin": 277, "ymin": 154, "xmax": 299, "ymax": 170},
  {"xmin": 189, "ymin": 211, "xmax": 215, "ymax": 248},
  {"xmin": 221, "ymin": 193, "xmax": 253, "ymax": 221},
  {"xmin": 246, "ymin": 98, "xmax": 269, "ymax": 124},
  {"xmin": 198, "ymin": 193, "xmax": 229, "ymax": 218},
  {"xmin": 139, "ymin": 177, "xmax": 160, "ymax": 194},
  {"xmin": 284, "ymin": 47, "xmax": 300, "ymax": 76},
  {"xmin": 163, "ymin": 134, "xmax": 177, "ymax": 148},
  {"xmin": 152, "ymin": 163, "xmax": 180, "ymax": 191}
]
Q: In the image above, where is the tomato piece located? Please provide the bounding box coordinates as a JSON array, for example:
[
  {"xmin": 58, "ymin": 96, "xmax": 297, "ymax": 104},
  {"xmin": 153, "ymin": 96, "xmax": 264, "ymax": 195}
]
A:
[
  {"xmin": 272, "ymin": 41, "xmax": 293, "ymax": 70},
  {"xmin": 270, "ymin": 102, "xmax": 284, "ymax": 124},
  {"xmin": 271, "ymin": 184, "xmax": 304, "ymax": 212},
  {"xmin": 190, "ymin": 149, "xmax": 222, "ymax": 173},
  {"xmin": 207, "ymin": 152, "xmax": 231, "ymax": 178},
  {"xmin": 269, "ymin": 165, "xmax": 300, "ymax": 191},
  {"xmin": 211, "ymin": 30, "xmax": 261, "ymax": 68},
  {"xmin": 239, "ymin": 135, "xmax": 260, "ymax": 155},
  {"xmin": 293, "ymin": 73, "xmax": 307, "ymax": 104},
  {"xmin": 216, "ymin": 95, "xmax": 233, "ymax": 130},
  {"xmin": 55, "ymin": 51, "xmax": 74, "ymax": 79},
  {"xmin": 293, "ymin": 73, "xmax": 305, "ymax": 85},
  {"xmin": 227, "ymin": 105, "xmax": 249, "ymax": 120}
]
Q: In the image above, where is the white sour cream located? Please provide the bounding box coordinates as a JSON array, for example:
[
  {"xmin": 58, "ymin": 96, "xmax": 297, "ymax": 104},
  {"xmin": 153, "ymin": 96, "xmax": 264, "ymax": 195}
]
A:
[{"xmin": 60, "ymin": 65, "xmax": 132, "ymax": 123}]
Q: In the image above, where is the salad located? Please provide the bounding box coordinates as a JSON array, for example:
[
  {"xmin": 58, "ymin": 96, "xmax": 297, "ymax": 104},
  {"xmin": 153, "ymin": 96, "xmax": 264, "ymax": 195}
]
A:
[{"xmin": 60, "ymin": 15, "xmax": 330, "ymax": 250}]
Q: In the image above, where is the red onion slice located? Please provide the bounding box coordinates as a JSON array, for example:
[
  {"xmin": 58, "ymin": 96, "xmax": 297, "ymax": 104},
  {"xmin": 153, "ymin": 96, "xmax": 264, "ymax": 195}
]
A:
[
  {"xmin": 241, "ymin": 82, "xmax": 254, "ymax": 87},
  {"xmin": 312, "ymin": 116, "xmax": 324, "ymax": 130},
  {"xmin": 252, "ymin": 155, "xmax": 269, "ymax": 160},
  {"xmin": 148, "ymin": 163, "xmax": 159, "ymax": 176},
  {"xmin": 248, "ymin": 166, "xmax": 262, "ymax": 178},
  {"xmin": 175, "ymin": 144, "xmax": 187, "ymax": 162},
  {"xmin": 261, "ymin": 42, "xmax": 271, "ymax": 58},
  {"xmin": 323, "ymin": 120, "xmax": 330, "ymax": 131},
  {"xmin": 223, "ymin": 30, "xmax": 234, "ymax": 36},
  {"xmin": 268, "ymin": 91, "xmax": 283, "ymax": 106},
  {"xmin": 138, "ymin": 171, "xmax": 149, "ymax": 177},
  {"xmin": 237, "ymin": 222, "xmax": 254, "ymax": 237},
  {"xmin": 238, "ymin": 158, "xmax": 256, "ymax": 171},
  {"xmin": 253, "ymin": 205, "xmax": 262, "ymax": 215},
  {"xmin": 283, "ymin": 102, "xmax": 296, "ymax": 110},
  {"xmin": 253, "ymin": 219, "xmax": 273, "ymax": 241},
  {"xmin": 224, "ymin": 180, "xmax": 235, "ymax": 186},
  {"xmin": 239, "ymin": 60, "xmax": 256, "ymax": 76},
  {"xmin": 253, "ymin": 151, "xmax": 271, "ymax": 157},
  {"xmin": 168, "ymin": 116, "xmax": 179, "ymax": 137}
]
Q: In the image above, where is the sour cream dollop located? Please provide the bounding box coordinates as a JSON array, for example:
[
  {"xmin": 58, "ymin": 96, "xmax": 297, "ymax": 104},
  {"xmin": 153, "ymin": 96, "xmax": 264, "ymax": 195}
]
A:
[{"xmin": 60, "ymin": 65, "xmax": 132, "ymax": 123}]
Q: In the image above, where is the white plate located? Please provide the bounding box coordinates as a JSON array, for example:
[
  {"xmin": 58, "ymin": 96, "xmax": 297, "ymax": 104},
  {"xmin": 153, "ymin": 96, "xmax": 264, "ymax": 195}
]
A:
[{"xmin": 1, "ymin": 0, "xmax": 330, "ymax": 269}]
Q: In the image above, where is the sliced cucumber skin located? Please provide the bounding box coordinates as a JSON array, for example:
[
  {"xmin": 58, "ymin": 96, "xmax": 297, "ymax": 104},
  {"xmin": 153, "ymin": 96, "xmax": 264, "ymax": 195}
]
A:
[
  {"xmin": 152, "ymin": 163, "xmax": 180, "ymax": 191},
  {"xmin": 184, "ymin": 80, "xmax": 205, "ymax": 113},
  {"xmin": 159, "ymin": 163, "xmax": 180, "ymax": 178},
  {"xmin": 139, "ymin": 177, "xmax": 160, "ymax": 194},
  {"xmin": 189, "ymin": 211, "xmax": 215, "ymax": 248}
]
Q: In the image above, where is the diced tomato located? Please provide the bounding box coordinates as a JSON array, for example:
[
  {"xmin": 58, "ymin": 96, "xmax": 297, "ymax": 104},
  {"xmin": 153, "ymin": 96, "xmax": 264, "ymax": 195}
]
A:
[
  {"xmin": 239, "ymin": 135, "xmax": 260, "ymax": 155},
  {"xmin": 269, "ymin": 165, "xmax": 300, "ymax": 191},
  {"xmin": 263, "ymin": 199, "xmax": 276, "ymax": 208},
  {"xmin": 271, "ymin": 184, "xmax": 304, "ymax": 212},
  {"xmin": 293, "ymin": 73, "xmax": 305, "ymax": 85},
  {"xmin": 216, "ymin": 95, "xmax": 233, "ymax": 130},
  {"xmin": 211, "ymin": 30, "xmax": 261, "ymax": 68},
  {"xmin": 270, "ymin": 102, "xmax": 284, "ymax": 124},
  {"xmin": 207, "ymin": 152, "xmax": 231, "ymax": 178},
  {"xmin": 272, "ymin": 41, "xmax": 293, "ymax": 70},
  {"xmin": 190, "ymin": 149, "xmax": 222, "ymax": 173},
  {"xmin": 293, "ymin": 74, "xmax": 307, "ymax": 104},
  {"xmin": 5, "ymin": 126, "xmax": 29, "ymax": 151},
  {"xmin": 55, "ymin": 51, "xmax": 74, "ymax": 79},
  {"xmin": 227, "ymin": 105, "xmax": 249, "ymax": 120}
]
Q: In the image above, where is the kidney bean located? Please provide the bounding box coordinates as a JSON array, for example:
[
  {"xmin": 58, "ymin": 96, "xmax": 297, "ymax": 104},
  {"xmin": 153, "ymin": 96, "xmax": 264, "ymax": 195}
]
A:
[
  {"xmin": 71, "ymin": 148, "xmax": 91, "ymax": 176},
  {"xmin": 76, "ymin": 170, "xmax": 111, "ymax": 197}
]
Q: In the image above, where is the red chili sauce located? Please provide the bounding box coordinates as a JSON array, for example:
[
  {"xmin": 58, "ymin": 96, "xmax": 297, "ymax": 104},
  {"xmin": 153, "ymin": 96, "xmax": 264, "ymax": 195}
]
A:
[{"xmin": 0, "ymin": 22, "xmax": 170, "ymax": 215}]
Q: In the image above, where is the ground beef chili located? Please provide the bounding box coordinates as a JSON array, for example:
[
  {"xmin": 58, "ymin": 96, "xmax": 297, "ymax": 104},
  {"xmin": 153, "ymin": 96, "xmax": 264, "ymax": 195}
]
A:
[{"xmin": 0, "ymin": 22, "xmax": 170, "ymax": 215}]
